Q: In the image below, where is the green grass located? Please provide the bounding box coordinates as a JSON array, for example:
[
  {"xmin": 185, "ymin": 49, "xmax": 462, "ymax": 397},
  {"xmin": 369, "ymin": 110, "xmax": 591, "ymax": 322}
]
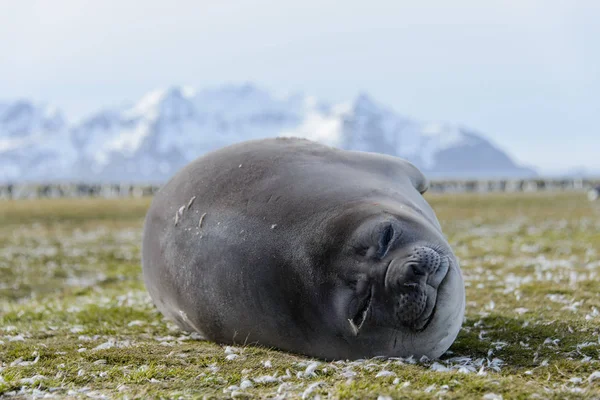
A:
[{"xmin": 1, "ymin": 193, "xmax": 600, "ymax": 399}]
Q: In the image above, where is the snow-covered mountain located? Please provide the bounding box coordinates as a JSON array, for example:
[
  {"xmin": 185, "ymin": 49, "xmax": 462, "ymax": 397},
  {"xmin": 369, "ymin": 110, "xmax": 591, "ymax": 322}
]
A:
[
  {"xmin": 0, "ymin": 84, "xmax": 536, "ymax": 183},
  {"xmin": 0, "ymin": 100, "xmax": 77, "ymax": 182}
]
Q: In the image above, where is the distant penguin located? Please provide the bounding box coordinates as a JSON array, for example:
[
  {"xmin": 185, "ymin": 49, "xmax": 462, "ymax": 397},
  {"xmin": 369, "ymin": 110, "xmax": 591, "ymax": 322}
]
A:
[{"xmin": 588, "ymin": 186, "xmax": 600, "ymax": 202}]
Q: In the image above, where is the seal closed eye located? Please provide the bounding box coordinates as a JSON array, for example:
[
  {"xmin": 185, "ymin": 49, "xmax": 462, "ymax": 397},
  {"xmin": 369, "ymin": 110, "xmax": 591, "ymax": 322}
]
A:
[
  {"xmin": 377, "ymin": 222, "xmax": 398, "ymax": 259},
  {"xmin": 141, "ymin": 137, "xmax": 465, "ymax": 361}
]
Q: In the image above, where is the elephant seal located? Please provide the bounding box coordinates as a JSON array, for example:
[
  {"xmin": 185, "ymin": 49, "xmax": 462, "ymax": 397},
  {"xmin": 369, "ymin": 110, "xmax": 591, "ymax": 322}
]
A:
[{"xmin": 142, "ymin": 137, "xmax": 465, "ymax": 360}]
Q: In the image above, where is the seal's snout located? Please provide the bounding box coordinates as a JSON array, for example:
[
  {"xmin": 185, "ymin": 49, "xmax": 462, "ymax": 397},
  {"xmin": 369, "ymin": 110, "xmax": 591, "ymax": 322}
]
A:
[
  {"xmin": 384, "ymin": 246, "xmax": 449, "ymax": 329},
  {"xmin": 385, "ymin": 246, "xmax": 443, "ymax": 290}
]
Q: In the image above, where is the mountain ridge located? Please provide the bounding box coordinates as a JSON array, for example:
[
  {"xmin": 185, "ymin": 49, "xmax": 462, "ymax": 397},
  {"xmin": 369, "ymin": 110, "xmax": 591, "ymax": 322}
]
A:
[{"xmin": 0, "ymin": 84, "xmax": 536, "ymax": 183}]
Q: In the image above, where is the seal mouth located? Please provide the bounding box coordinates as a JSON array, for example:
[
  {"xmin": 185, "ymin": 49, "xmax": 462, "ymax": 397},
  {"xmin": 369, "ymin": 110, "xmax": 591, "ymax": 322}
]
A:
[
  {"xmin": 411, "ymin": 294, "xmax": 437, "ymax": 332},
  {"xmin": 348, "ymin": 286, "xmax": 373, "ymax": 336},
  {"xmin": 382, "ymin": 251, "xmax": 451, "ymax": 332},
  {"xmin": 345, "ymin": 251, "xmax": 452, "ymax": 336},
  {"xmin": 410, "ymin": 256, "xmax": 451, "ymax": 331}
]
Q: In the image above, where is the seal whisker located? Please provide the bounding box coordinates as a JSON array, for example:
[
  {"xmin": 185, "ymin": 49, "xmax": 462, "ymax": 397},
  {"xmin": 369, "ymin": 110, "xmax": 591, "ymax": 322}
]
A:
[
  {"xmin": 347, "ymin": 319, "xmax": 359, "ymax": 336},
  {"xmin": 242, "ymin": 332, "xmax": 252, "ymax": 347}
]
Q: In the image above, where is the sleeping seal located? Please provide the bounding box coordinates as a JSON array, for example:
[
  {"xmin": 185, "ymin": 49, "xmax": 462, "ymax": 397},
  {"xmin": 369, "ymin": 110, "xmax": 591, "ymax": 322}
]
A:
[{"xmin": 142, "ymin": 137, "xmax": 465, "ymax": 360}]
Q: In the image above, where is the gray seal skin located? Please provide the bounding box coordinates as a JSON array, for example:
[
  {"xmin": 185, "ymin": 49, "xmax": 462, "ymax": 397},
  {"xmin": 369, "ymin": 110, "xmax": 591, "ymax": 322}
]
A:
[{"xmin": 142, "ymin": 137, "xmax": 465, "ymax": 360}]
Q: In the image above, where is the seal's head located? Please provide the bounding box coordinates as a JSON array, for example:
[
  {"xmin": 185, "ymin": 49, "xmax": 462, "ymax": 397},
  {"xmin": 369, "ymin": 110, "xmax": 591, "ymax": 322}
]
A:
[{"xmin": 322, "ymin": 197, "xmax": 465, "ymax": 360}]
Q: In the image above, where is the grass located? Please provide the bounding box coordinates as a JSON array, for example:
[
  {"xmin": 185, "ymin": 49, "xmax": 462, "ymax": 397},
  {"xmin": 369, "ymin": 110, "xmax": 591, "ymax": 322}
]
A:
[{"xmin": 1, "ymin": 193, "xmax": 600, "ymax": 399}]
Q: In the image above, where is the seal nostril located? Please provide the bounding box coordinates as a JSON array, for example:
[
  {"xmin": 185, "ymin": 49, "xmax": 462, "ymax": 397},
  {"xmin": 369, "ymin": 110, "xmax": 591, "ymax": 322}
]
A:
[
  {"xmin": 411, "ymin": 263, "xmax": 427, "ymax": 276},
  {"xmin": 411, "ymin": 246, "xmax": 442, "ymax": 275}
]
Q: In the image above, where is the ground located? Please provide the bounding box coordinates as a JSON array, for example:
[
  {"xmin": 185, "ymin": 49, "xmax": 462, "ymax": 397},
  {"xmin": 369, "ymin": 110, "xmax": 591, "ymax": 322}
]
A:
[{"xmin": 1, "ymin": 193, "xmax": 599, "ymax": 399}]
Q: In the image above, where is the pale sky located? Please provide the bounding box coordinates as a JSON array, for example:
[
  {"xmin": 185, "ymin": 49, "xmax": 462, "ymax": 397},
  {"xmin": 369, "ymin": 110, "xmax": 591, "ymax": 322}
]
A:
[{"xmin": 1, "ymin": 0, "xmax": 599, "ymax": 173}]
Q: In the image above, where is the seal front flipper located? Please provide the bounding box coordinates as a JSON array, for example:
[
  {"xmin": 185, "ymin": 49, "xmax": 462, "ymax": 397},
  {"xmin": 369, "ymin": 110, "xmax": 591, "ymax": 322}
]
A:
[{"xmin": 342, "ymin": 149, "xmax": 429, "ymax": 195}]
